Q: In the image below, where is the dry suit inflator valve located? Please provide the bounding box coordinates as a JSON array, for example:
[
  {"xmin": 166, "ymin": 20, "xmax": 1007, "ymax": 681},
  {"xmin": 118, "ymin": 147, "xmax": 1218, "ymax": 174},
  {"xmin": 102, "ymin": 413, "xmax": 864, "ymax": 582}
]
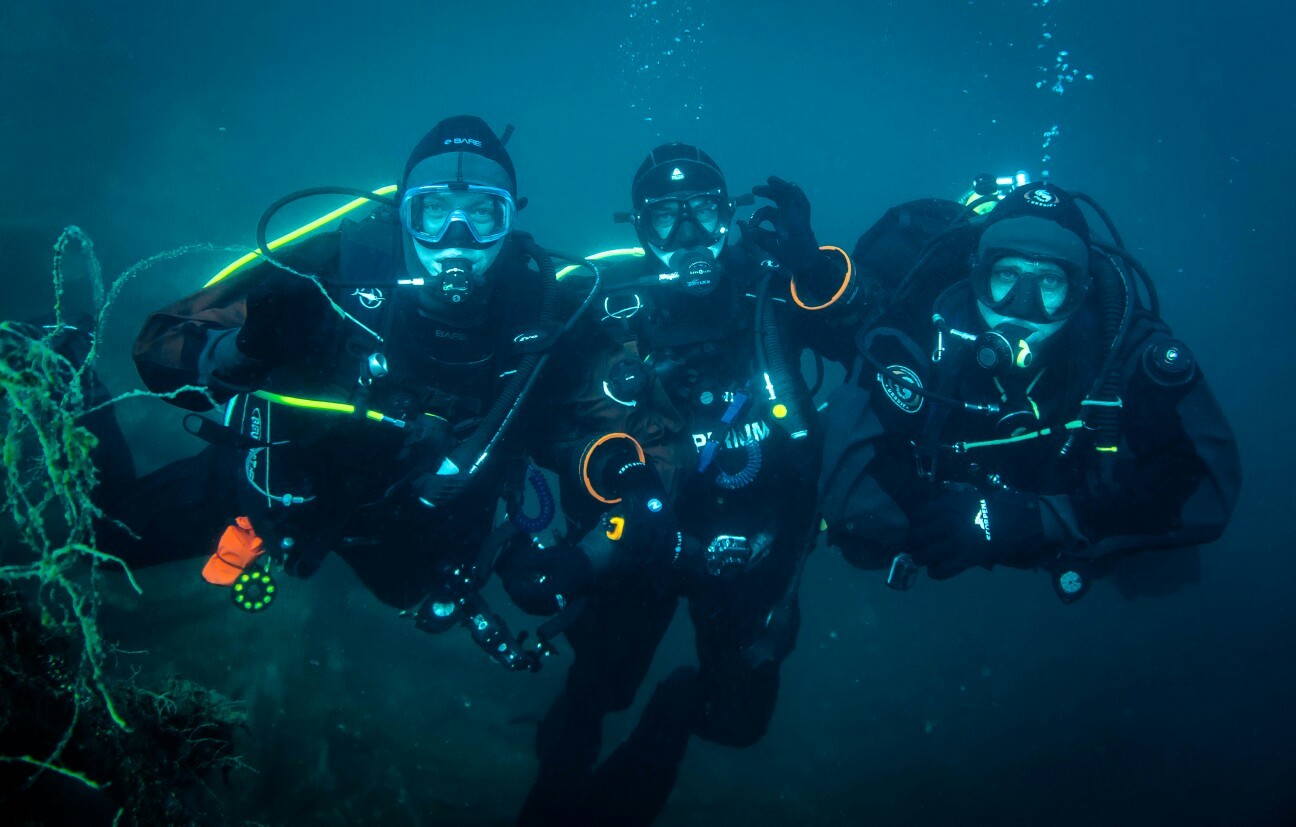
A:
[{"xmin": 1142, "ymin": 339, "xmax": 1196, "ymax": 387}]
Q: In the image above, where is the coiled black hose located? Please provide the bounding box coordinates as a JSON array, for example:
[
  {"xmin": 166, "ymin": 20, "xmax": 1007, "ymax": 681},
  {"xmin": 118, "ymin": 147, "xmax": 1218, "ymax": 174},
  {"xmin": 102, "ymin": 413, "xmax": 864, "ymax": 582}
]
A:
[{"xmin": 511, "ymin": 465, "xmax": 556, "ymax": 532}]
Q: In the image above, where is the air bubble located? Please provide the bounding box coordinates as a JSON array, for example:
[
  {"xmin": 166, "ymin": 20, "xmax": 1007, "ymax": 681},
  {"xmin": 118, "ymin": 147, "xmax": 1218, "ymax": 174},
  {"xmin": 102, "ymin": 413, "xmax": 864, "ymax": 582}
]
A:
[{"xmin": 620, "ymin": 0, "xmax": 711, "ymax": 133}]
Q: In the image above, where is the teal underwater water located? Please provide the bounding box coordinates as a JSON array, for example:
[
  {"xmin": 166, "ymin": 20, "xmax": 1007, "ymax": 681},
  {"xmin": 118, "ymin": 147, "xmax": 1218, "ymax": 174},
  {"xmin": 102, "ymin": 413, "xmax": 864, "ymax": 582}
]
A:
[{"xmin": 2, "ymin": 0, "xmax": 1293, "ymax": 823}]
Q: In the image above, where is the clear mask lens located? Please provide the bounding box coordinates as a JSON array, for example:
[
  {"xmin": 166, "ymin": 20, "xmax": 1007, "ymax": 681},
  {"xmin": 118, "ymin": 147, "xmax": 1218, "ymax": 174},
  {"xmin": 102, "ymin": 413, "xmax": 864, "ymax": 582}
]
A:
[
  {"xmin": 641, "ymin": 191, "xmax": 726, "ymax": 249},
  {"xmin": 400, "ymin": 184, "xmax": 515, "ymax": 246},
  {"xmin": 983, "ymin": 262, "xmax": 1073, "ymax": 321}
]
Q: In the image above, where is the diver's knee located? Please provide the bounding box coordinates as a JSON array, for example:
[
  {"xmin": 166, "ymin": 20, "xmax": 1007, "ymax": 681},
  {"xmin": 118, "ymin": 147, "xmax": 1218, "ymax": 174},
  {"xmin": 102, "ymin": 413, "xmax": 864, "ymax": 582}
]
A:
[
  {"xmin": 567, "ymin": 658, "xmax": 655, "ymax": 713},
  {"xmin": 695, "ymin": 668, "xmax": 779, "ymax": 747},
  {"xmin": 700, "ymin": 714, "xmax": 770, "ymax": 748}
]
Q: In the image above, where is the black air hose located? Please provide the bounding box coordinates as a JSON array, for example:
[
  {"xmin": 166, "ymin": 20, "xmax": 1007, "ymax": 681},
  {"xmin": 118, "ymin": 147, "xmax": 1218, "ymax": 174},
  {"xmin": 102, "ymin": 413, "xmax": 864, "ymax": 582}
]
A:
[
  {"xmin": 417, "ymin": 237, "xmax": 559, "ymax": 505},
  {"xmin": 256, "ymin": 186, "xmax": 397, "ymax": 262},
  {"xmin": 754, "ymin": 273, "xmax": 811, "ymax": 439},
  {"xmin": 1072, "ymin": 192, "xmax": 1125, "ymax": 250},
  {"xmin": 454, "ymin": 235, "xmax": 557, "ymax": 455},
  {"xmin": 1072, "ymin": 192, "xmax": 1159, "ymax": 316},
  {"xmin": 1092, "ymin": 240, "xmax": 1159, "ymax": 318},
  {"xmin": 1086, "ymin": 248, "xmax": 1135, "ymax": 487}
]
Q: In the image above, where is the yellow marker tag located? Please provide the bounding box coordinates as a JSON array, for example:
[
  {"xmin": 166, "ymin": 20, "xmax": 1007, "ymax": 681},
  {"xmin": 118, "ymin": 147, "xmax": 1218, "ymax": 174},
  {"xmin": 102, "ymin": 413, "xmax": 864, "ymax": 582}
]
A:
[
  {"xmin": 772, "ymin": 403, "xmax": 788, "ymax": 419},
  {"xmin": 605, "ymin": 515, "xmax": 626, "ymax": 541},
  {"xmin": 1015, "ymin": 339, "xmax": 1033, "ymax": 369}
]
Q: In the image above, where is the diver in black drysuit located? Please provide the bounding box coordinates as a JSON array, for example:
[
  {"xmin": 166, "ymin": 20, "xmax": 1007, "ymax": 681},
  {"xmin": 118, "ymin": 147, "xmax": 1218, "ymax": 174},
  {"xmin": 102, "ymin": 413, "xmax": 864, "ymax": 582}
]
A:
[
  {"xmin": 497, "ymin": 145, "xmax": 860, "ymax": 824},
  {"xmin": 818, "ymin": 182, "xmax": 1241, "ymax": 599},
  {"xmin": 114, "ymin": 116, "xmax": 627, "ymax": 668}
]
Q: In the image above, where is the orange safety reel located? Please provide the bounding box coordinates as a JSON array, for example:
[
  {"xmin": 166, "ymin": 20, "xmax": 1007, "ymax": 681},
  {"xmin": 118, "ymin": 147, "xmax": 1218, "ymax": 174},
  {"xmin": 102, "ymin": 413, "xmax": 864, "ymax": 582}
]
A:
[{"xmin": 201, "ymin": 516, "xmax": 266, "ymax": 586}]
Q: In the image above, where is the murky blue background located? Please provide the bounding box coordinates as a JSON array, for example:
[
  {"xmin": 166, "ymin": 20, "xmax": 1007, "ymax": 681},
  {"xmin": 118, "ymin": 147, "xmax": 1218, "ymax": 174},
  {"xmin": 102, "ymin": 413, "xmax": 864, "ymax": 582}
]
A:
[{"xmin": 2, "ymin": 0, "xmax": 1292, "ymax": 823}]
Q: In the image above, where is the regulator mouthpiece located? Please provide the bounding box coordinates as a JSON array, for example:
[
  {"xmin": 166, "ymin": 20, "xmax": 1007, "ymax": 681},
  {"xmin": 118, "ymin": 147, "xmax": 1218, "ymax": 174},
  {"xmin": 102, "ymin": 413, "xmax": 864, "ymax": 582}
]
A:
[
  {"xmin": 665, "ymin": 249, "xmax": 720, "ymax": 296},
  {"xmin": 439, "ymin": 257, "xmax": 473, "ymax": 303},
  {"xmin": 975, "ymin": 323, "xmax": 1035, "ymax": 374}
]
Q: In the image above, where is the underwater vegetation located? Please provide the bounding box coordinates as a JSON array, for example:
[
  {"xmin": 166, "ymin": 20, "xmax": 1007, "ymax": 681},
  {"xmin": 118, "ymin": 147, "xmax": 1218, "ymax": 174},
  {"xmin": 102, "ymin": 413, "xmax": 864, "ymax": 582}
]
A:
[{"xmin": 0, "ymin": 229, "xmax": 243, "ymax": 826}]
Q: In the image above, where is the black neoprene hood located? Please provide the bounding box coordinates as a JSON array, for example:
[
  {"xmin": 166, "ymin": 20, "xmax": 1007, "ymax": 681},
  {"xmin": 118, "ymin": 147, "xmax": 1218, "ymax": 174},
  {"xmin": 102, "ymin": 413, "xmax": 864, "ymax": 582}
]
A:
[
  {"xmin": 403, "ymin": 115, "xmax": 517, "ymax": 196},
  {"xmin": 630, "ymin": 142, "xmax": 727, "ymax": 208}
]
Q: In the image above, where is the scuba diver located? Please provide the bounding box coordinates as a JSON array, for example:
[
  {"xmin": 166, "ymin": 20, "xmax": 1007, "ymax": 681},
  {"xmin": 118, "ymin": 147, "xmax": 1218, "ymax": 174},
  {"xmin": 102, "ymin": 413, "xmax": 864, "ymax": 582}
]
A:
[
  {"xmin": 818, "ymin": 182, "xmax": 1241, "ymax": 599},
  {"xmin": 123, "ymin": 115, "xmax": 624, "ymax": 670},
  {"xmin": 496, "ymin": 143, "xmax": 860, "ymax": 825}
]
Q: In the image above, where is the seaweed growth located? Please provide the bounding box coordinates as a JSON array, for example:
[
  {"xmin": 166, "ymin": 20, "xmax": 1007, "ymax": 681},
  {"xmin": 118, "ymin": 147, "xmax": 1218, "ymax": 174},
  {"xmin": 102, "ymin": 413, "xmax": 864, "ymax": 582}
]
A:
[{"xmin": 0, "ymin": 228, "xmax": 244, "ymax": 825}]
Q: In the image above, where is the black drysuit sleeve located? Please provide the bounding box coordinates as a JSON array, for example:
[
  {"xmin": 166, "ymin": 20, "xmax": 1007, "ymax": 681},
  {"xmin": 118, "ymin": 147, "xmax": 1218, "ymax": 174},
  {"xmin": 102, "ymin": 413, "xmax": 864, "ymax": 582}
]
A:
[
  {"xmin": 1064, "ymin": 320, "xmax": 1241, "ymax": 558},
  {"xmin": 817, "ymin": 360, "xmax": 915, "ymax": 569},
  {"xmin": 132, "ymin": 233, "xmax": 340, "ymax": 410},
  {"xmin": 817, "ymin": 321, "xmax": 1242, "ymax": 572}
]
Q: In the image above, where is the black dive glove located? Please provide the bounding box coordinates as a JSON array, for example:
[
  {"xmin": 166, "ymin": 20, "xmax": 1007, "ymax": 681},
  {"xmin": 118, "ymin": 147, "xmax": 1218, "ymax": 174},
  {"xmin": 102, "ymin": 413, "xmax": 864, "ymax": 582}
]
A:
[
  {"xmin": 497, "ymin": 536, "xmax": 594, "ymax": 617},
  {"xmin": 743, "ymin": 176, "xmax": 822, "ymax": 273},
  {"xmin": 907, "ymin": 489, "xmax": 1048, "ymax": 580},
  {"xmin": 236, "ymin": 272, "xmax": 338, "ymax": 367},
  {"xmin": 667, "ymin": 532, "xmax": 773, "ymax": 579}
]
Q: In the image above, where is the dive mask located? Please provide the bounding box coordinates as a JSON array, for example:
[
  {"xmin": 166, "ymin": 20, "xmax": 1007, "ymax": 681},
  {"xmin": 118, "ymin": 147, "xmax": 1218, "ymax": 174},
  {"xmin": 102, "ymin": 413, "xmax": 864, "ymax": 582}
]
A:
[
  {"xmin": 970, "ymin": 257, "xmax": 1088, "ymax": 324},
  {"xmin": 400, "ymin": 183, "xmax": 515, "ymax": 249},
  {"xmin": 637, "ymin": 189, "xmax": 731, "ymax": 253}
]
